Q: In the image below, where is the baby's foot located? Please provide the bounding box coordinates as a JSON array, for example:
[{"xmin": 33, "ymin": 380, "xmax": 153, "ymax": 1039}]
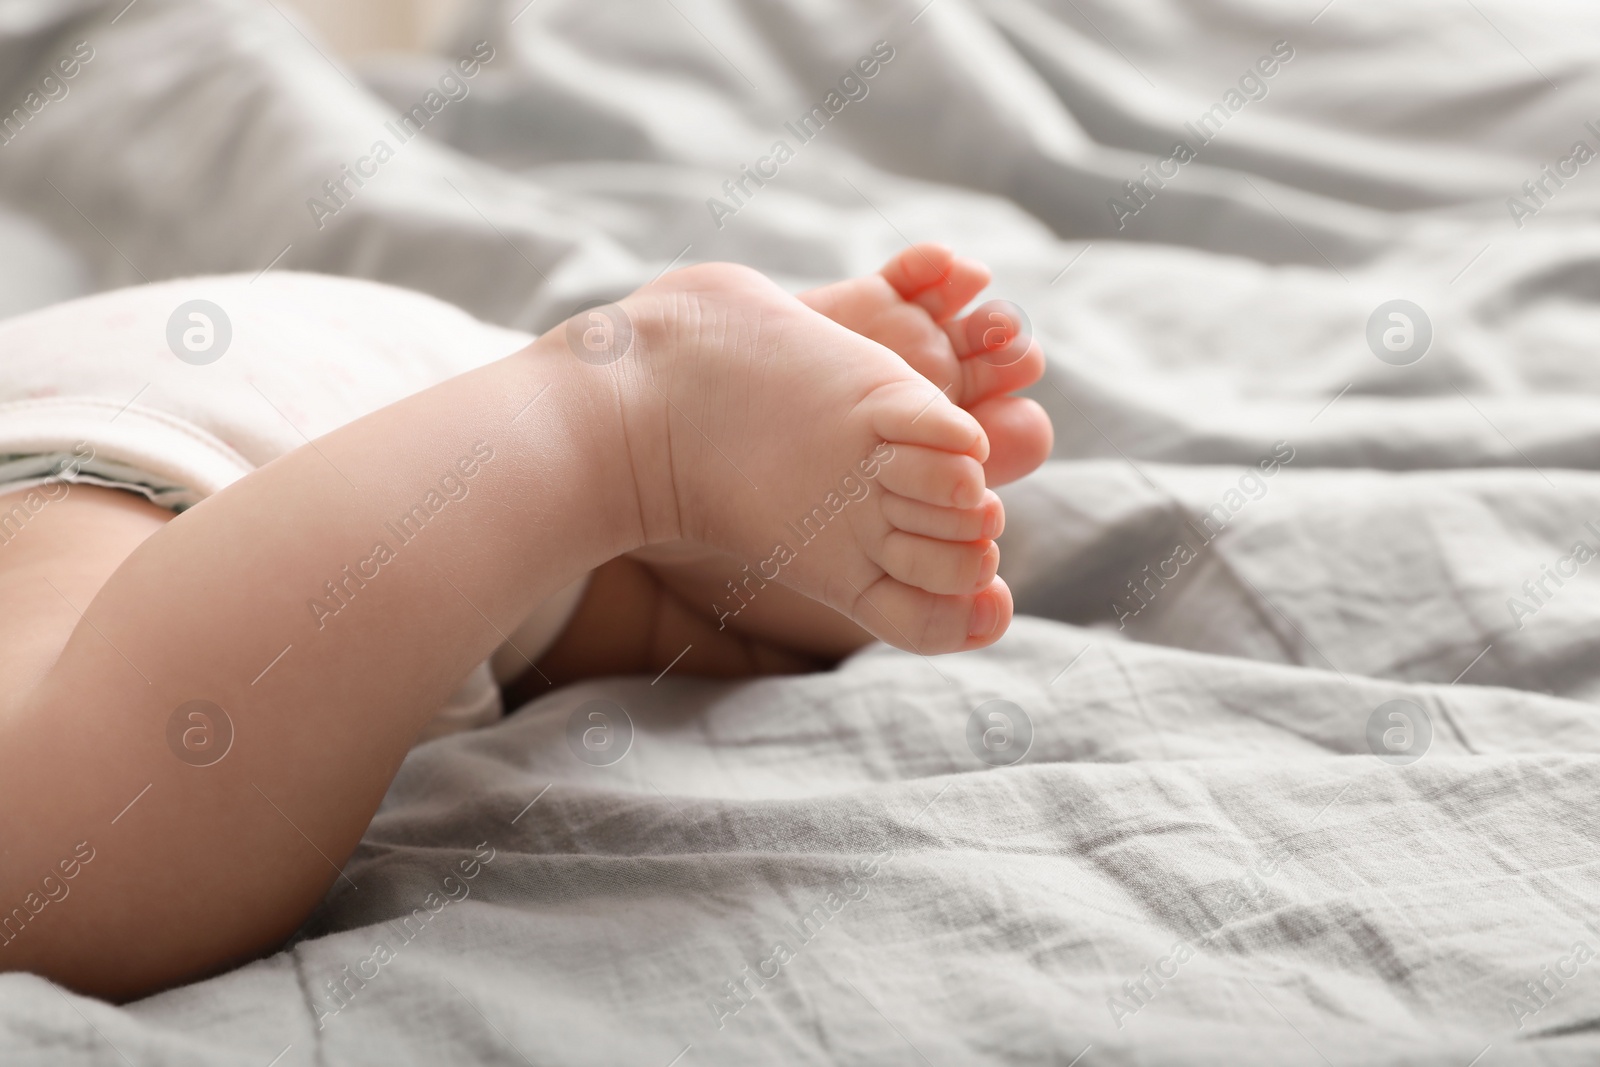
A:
[
  {"xmin": 610, "ymin": 248, "xmax": 1050, "ymax": 667},
  {"xmin": 800, "ymin": 243, "xmax": 1054, "ymax": 488},
  {"xmin": 594, "ymin": 263, "xmax": 1013, "ymax": 654}
]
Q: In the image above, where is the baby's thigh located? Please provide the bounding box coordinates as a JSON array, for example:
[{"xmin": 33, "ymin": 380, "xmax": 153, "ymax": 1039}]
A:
[{"xmin": 488, "ymin": 573, "xmax": 591, "ymax": 686}]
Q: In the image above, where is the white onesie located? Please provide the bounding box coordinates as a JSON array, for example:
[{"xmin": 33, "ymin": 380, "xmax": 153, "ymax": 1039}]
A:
[{"xmin": 0, "ymin": 272, "xmax": 587, "ymax": 742}]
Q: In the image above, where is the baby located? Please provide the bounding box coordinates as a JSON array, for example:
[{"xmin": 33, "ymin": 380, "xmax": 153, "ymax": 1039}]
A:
[{"xmin": 0, "ymin": 245, "xmax": 1051, "ymax": 998}]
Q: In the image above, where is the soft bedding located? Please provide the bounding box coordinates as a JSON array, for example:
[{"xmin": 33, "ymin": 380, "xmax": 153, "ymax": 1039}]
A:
[{"xmin": 3, "ymin": 0, "xmax": 1600, "ymax": 1062}]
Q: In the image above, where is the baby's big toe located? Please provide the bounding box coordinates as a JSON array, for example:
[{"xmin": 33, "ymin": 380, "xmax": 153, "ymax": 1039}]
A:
[
  {"xmin": 867, "ymin": 378, "xmax": 988, "ymax": 462},
  {"xmin": 880, "ymin": 243, "xmax": 993, "ymax": 323},
  {"xmin": 969, "ymin": 395, "xmax": 1054, "ymax": 487},
  {"xmin": 851, "ymin": 574, "xmax": 1013, "ymax": 654}
]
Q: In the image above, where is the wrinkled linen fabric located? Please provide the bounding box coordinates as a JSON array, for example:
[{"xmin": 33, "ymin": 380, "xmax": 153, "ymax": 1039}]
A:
[{"xmin": 1, "ymin": 0, "xmax": 1599, "ymax": 1062}]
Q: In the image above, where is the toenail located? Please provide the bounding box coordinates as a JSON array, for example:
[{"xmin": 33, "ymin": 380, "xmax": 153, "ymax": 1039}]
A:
[
  {"xmin": 981, "ymin": 507, "xmax": 1002, "ymax": 540},
  {"xmin": 968, "ymin": 592, "xmax": 999, "ymax": 638},
  {"xmin": 977, "ymin": 543, "xmax": 1001, "ymax": 588}
]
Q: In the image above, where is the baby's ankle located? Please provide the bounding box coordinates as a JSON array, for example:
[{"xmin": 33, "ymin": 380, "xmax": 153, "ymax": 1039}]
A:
[
  {"xmin": 497, "ymin": 326, "xmax": 659, "ymax": 557},
  {"xmin": 558, "ymin": 267, "xmax": 785, "ymax": 549}
]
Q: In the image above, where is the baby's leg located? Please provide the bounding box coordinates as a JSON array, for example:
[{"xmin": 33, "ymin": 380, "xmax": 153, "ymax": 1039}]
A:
[
  {"xmin": 1, "ymin": 331, "xmax": 637, "ymax": 997},
  {"xmin": 1, "ymin": 262, "xmax": 1005, "ymax": 998},
  {"xmin": 513, "ymin": 554, "xmax": 824, "ymax": 700}
]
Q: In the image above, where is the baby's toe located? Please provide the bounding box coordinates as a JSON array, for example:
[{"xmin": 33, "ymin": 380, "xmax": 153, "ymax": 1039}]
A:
[
  {"xmin": 948, "ymin": 309, "xmax": 1047, "ymax": 398},
  {"xmin": 867, "ymin": 379, "xmax": 987, "ymax": 460},
  {"xmin": 876, "ymin": 530, "xmax": 998, "ymax": 595},
  {"xmin": 881, "ymin": 490, "xmax": 1003, "ymax": 542},
  {"xmin": 851, "ymin": 574, "xmax": 1013, "ymax": 654},
  {"xmin": 875, "ymin": 445, "xmax": 986, "ymax": 510},
  {"xmin": 968, "ymin": 395, "xmax": 1054, "ymax": 487},
  {"xmin": 880, "ymin": 242, "xmax": 954, "ymax": 298},
  {"xmin": 880, "ymin": 244, "xmax": 992, "ymax": 323}
]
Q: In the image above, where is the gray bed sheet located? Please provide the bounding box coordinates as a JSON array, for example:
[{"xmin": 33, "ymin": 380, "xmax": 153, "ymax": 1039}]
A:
[{"xmin": 3, "ymin": 0, "xmax": 1600, "ymax": 1062}]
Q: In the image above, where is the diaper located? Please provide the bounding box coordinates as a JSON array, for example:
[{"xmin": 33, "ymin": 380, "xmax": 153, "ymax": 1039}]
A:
[{"xmin": 0, "ymin": 272, "xmax": 581, "ymax": 741}]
